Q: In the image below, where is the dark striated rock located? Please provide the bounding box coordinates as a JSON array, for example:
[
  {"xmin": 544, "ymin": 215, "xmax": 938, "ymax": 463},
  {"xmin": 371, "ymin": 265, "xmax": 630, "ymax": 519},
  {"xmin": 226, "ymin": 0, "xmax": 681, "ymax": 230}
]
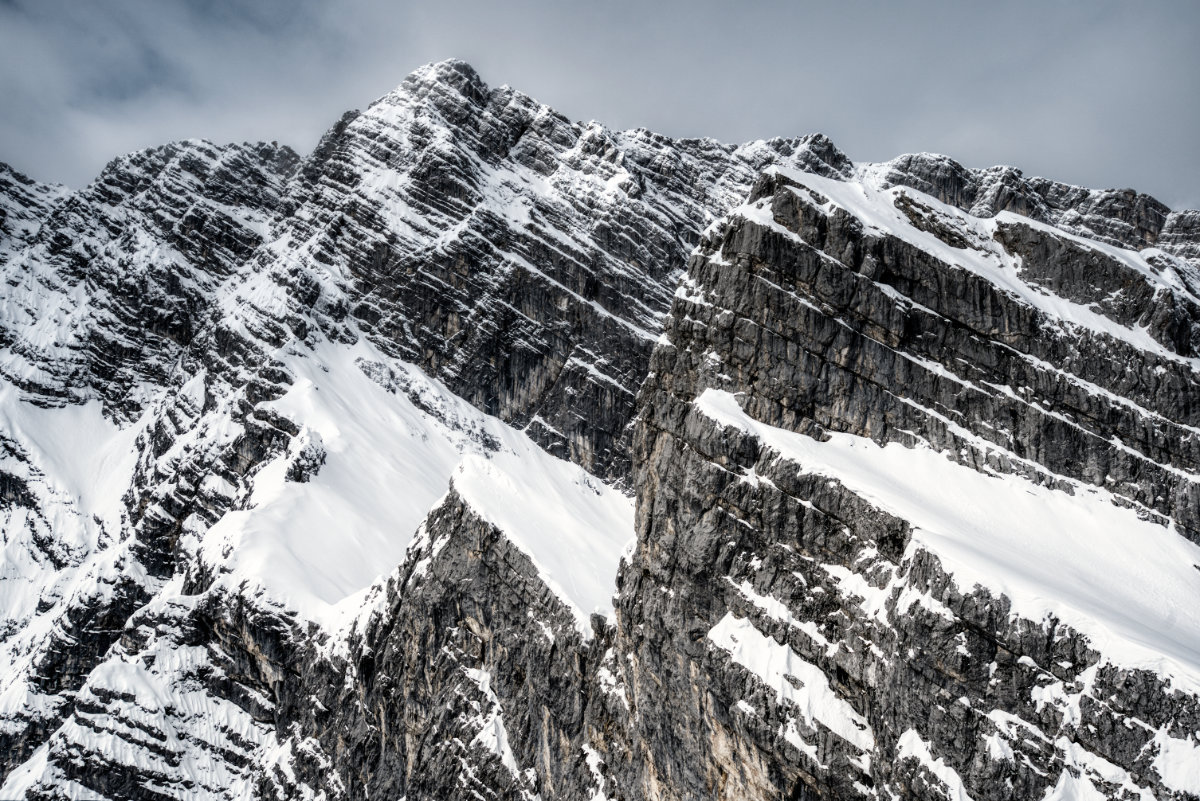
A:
[
  {"xmin": 880, "ymin": 152, "xmax": 1191, "ymax": 260},
  {"xmin": 0, "ymin": 139, "xmax": 299, "ymax": 419},
  {"xmin": 277, "ymin": 488, "xmax": 613, "ymax": 801},
  {"xmin": 242, "ymin": 60, "xmax": 854, "ymax": 479}
]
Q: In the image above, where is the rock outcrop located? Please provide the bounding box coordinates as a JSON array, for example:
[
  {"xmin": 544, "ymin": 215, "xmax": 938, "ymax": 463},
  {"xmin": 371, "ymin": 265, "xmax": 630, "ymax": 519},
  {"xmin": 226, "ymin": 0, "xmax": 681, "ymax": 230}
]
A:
[{"xmin": 616, "ymin": 165, "xmax": 1200, "ymax": 799}]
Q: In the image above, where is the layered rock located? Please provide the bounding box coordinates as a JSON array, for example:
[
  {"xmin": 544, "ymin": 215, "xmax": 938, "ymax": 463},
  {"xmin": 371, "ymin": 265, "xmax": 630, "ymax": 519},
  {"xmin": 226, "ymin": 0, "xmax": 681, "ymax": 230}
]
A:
[
  {"xmin": 0, "ymin": 164, "xmax": 66, "ymax": 264},
  {"xmin": 616, "ymin": 164, "xmax": 1200, "ymax": 799},
  {"xmin": 241, "ymin": 59, "xmax": 856, "ymax": 478},
  {"xmin": 0, "ymin": 59, "xmax": 1197, "ymax": 801},
  {"xmin": 0, "ymin": 139, "xmax": 298, "ymax": 417},
  {"xmin": 879, "ymin": 152, "xmax": 1200, "ymax": 262}
]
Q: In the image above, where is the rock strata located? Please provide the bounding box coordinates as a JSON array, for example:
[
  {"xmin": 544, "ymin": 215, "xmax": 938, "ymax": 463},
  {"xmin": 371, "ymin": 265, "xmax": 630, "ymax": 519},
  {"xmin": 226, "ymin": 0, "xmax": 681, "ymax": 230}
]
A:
[{"xmin": 0, "ymin": 60, "xmax": 1197, "ymax": 801}]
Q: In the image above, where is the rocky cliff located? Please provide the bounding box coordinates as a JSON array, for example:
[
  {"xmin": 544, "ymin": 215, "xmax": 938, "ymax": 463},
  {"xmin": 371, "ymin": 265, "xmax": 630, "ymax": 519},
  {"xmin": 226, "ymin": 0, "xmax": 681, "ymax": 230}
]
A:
[{"xmin": 0, "ymin": 60, "xmax": 1197, "ymax": 800}]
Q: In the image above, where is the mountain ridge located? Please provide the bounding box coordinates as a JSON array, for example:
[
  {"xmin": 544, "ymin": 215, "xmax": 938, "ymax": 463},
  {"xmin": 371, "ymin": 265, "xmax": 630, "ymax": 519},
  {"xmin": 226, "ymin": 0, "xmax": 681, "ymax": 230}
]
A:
[{"xmin": 0, "ymin": 59, "xmax": 1196, "ymax": 800}]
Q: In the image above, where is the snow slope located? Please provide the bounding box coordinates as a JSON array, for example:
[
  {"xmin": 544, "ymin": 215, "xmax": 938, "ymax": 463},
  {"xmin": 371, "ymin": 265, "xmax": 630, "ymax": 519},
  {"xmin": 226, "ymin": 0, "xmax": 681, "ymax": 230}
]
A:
[
  {"xmin": 694, "ymin": 387, "xmax": 1200, "ymax": 692},
  {"xmin": 196, "ymin": 337, "xmax": 633, "ymax": 633},
  {"xmin": 451, "ymin": 446, "xmax": 634, "ymax": 634}
]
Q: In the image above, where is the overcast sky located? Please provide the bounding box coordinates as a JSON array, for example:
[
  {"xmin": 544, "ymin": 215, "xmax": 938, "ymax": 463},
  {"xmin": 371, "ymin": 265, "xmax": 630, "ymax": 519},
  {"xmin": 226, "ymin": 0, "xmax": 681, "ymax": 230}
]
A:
[{"xmin": 1, "ymin": 0, "xmax": 1196, "ymax": 208}]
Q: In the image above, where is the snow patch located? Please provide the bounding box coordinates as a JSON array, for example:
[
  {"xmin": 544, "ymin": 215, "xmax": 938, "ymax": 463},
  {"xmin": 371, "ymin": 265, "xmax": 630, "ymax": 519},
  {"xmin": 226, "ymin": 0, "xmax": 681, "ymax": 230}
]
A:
[
  {"xmin": 897, "ymin": 729, "xmax": 975, "ymax": 801},
  {"xmin": 198, "ymin": 337, "xmax": 633, "ymax": 638},
  {"xmin": 694, "ymin": 387, "xmax": 1200, "ymax": 693},
  {"xmin": 707, "ymin": 612, "xmax": 874, "ymax": 751}
]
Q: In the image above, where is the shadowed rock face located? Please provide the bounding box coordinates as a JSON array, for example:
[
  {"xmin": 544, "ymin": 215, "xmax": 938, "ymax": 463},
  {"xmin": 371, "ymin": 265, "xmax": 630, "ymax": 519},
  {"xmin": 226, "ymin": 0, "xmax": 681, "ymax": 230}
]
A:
[
  {"xmin": 0, "ymin": 59, "xmax": 1198, "ymax": 801},
  {"xmin": 615, "ymin": 169, "xmax": 1200, "ymax": 800}
]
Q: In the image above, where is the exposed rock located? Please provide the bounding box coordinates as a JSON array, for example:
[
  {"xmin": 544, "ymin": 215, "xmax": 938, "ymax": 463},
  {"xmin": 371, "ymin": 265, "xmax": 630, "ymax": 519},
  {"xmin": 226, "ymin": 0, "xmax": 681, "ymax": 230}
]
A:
[
  {"xmin": 0, "ymin": 59, "xmax": 1198, "ymax": 801},
  {"xmin": 879, "ymin": 152, "xmax": 1191, "ymax": 260},
  {"xmin": 616, "ymin": 166, "xmax": 1200, "ymax": 799}
]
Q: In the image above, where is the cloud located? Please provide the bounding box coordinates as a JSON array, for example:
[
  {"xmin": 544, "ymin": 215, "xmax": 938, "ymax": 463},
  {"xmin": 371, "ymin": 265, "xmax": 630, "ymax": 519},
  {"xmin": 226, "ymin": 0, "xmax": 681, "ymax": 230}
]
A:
[{"xmin": 1, "ymin": 0, "xmax": 1196, "ymax": 209}]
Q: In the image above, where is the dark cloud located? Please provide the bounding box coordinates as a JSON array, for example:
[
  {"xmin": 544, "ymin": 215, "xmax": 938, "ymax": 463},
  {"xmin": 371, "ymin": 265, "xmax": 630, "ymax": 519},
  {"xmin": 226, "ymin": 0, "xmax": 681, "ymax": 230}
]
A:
[{"xmin": 1, "ymin": 0, "xmax": 1196, "ymax": 208}]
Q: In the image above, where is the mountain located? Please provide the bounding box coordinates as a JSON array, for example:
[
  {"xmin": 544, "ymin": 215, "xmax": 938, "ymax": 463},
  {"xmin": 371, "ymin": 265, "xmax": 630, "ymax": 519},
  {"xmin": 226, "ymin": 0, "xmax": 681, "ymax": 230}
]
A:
[{"xmin": 0, "ymin": 59, "xmax": 1197, "ymax": 800}]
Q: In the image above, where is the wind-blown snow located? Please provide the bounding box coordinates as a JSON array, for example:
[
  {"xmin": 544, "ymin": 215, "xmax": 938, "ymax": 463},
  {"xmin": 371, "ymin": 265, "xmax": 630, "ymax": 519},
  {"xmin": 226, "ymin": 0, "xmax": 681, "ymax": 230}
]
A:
[{"xmin": 694, "ymin": 388, "xmax": 1200, "ymax": 691}]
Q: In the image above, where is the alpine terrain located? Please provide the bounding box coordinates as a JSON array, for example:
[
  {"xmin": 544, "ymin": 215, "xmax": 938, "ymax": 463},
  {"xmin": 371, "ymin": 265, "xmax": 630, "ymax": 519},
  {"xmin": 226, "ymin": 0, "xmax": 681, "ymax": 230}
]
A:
[{"xmin": 0, "ymin": 59, "xmax": 1198, "ymax": 800}]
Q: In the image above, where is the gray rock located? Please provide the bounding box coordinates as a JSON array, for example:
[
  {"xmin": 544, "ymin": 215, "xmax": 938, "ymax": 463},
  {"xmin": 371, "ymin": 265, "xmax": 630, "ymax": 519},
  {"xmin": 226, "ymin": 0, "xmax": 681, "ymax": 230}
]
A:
[{"xmin": 1, "ymin": 58, "xmax": 1198, "ymax": 801}]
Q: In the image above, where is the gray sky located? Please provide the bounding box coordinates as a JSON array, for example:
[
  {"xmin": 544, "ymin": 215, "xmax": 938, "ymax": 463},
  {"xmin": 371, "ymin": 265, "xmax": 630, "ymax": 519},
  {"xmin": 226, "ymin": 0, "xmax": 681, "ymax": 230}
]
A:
[{"xmin": 1, "ymin": 0, "xmax": 1197, "ymax": 209}]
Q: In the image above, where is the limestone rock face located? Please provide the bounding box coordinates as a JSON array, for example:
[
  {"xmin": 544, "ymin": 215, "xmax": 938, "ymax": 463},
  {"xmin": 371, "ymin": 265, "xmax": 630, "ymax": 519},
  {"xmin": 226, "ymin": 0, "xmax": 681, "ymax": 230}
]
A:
[
  {"xmin": 0, "ymin": 164, "xmax": 68, "ymax": 263},
  {"xmin": 617, "ymin": 167, "xmax": 1200, "ymax": 800},
  {"xmin": 246, "ymin": 59, "xmax": 852, "ymax": 479},
  {"xmin": 0, "ymin": 60, "xmax": 1198, "ymax": 801},
  {"xmin": 878, "ymin": 152, "xmax": 1192, "ymax": 257},
  {"xmin": 1, "ymin": 139, "xmax": 299, "ymax": 416}
]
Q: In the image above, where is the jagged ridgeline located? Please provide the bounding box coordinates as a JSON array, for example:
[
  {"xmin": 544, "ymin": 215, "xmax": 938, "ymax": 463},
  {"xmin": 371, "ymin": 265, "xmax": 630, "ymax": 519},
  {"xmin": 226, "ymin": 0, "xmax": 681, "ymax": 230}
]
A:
[{"xmin": 0, "ymin": 59, "xmax": 1198, "ymax": 800}]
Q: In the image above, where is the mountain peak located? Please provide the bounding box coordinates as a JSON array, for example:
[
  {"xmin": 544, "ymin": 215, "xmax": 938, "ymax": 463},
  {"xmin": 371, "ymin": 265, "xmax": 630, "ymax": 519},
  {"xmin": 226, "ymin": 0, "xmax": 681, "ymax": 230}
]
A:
[
  {"xmin": 791, "ymin": 132, "xmax": 854, "ymax": 179},
  {"xmin": 1, "ymin": 58, "xmax": 1199, "ymax": 801},
  {"xmin": 399, "ymin": 58, "xmax": 489, "ymax": 105}
]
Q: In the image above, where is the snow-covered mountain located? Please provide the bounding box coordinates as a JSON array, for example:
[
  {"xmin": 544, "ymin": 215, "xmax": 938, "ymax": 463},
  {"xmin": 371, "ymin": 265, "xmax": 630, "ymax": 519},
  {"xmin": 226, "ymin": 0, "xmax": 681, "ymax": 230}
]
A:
[{"xmin": 0, "ymin": 59, "xmax": 1198, "ymax": 800}]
